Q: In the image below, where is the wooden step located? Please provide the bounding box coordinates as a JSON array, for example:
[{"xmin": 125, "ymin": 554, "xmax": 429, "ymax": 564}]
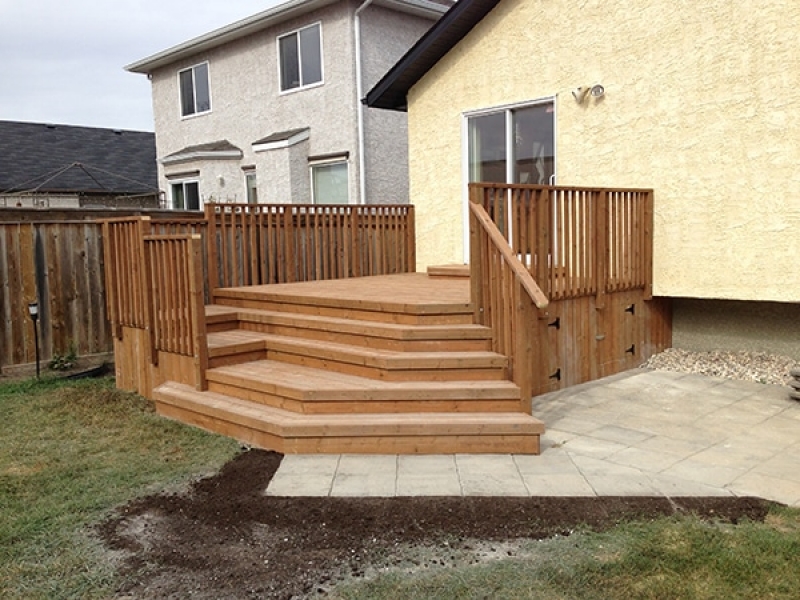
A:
[
  {"xmin": 205, "ymin": 305, "xmax": 240, "ymax": 333},
  {"xmin": 427, "ymin": 264, "xmax": 470, "ymax": 278},
  {"xmin": 206, "ymin": 331, "xmax": 506, "ymax": 381},
  {"xmin": 205, "ymin": 360, "xmax": 524, "ymax": 414},
  {"xmin": 226, "ymin": 306, "xmax": 493, "ymax": 352},
  {"xmin": 154, "ymin": 381, "xmax": 543, "ymax": 454},
  {"xmin": 211, "ymin": 273, "xmax": 474, "ymax": 326},
  {"xmin": 207, "ymin": 330, "xmax": 268, "ymax": 367}
]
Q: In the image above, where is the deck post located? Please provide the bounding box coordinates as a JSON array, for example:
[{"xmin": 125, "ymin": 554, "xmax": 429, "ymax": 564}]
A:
[
  {"xmin": 644, "ymin": 190, "xmax": 654, "ymax": 300},
  {"xmin": 595, "ymin": 190, "xmax": 608, "ymax": 309},
  {"xmin": 406, "ymin": 205, "xmax": 416, "ymax": 273},
  {"xmin": 188, "ymin": 235, "xmax": 209, "ymax": 390},
  {"xmin": 468, "ymin": 184, "xmax": 484, "ymax": 324},
  {"xmin": 204, "ymin": 204, "xmax": 220, "ymax": 295},
  {"xmin": 513, "ymin": 278, "xmax": 535, "ymax": 408}
]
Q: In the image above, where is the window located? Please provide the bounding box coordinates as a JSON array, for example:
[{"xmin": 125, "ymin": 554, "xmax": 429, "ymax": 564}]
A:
[
  {"xmin": 171, "ymin": 180, "xmax": 200, "ymax": 210},
  {"xmin": 278, "ymin": 23, "xmax": 322, "ymax": 92},
  {"xmin": 179, "ymin": 63, "xmax": 211, "ymax": 117},
  {"xmin": 245, "ymin": 171, "xmax": 258, "ymax": 204},
  {"xmin": 311, "ymin": 161, "xmax": 348, "ymax": 204},
  {"xmin": 467, "ymin": 100, "xmax": 555, "ymax": 185}
]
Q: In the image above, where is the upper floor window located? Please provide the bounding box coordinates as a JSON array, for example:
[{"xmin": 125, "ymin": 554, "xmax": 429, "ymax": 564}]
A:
[
  {"xmin": 278, "ymin": 23, "xmax": 322, "ymax": 92},
  {"xmin": 179, "ymin": 62, "xmax": 211, "ymax": 117}
]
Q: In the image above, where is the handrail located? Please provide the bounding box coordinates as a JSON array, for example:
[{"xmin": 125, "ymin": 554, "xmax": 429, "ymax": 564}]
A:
[
  {"xmin": 468, "ymin": 199, "xmax": 549, "ymax": 405},
  {"xmin": 469, "ymin": 202, "xmax": 549, "ymax": 309}
]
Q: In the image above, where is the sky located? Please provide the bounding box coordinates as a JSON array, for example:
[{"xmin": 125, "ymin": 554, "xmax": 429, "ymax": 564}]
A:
[{"xmin": 0, "ymin": 0, "xmax": 286, "ymax": 132}]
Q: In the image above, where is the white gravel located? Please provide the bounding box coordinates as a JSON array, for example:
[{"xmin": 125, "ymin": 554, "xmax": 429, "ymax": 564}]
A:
[{"xmin": 642, "ymin": 348, "xmax": 799, "ymax": 387}]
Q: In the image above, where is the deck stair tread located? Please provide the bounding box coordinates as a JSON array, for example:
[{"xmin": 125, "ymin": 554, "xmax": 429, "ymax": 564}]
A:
[
  {"xmin": 427, "ymin": 264, "xmax": 470, "ymax": 278},
  {"xmin": 207, "ymin": 330, "xmax": 506, "ymax": 369},
  {"xmin": 212, "ymin": 273, "xmax": 473, "ymax": 316},
  {"xmin": 207, "ymin": 305, "xmax": 493, "ymax": 342},
  {"xmin": 206, "ymin": 359, "xmax": 521, "ymax": 401},
  {"xmin": 155, "ymin": 382, "xmax": 544, "ymax": 438}
]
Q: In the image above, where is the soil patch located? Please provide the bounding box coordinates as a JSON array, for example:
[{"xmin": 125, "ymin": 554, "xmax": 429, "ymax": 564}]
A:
[{"xmin": 98, "ymin": 449, "xmax": 775, "ymax": 599}]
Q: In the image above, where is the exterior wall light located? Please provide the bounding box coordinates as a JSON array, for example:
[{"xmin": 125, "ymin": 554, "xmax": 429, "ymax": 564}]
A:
[
  {"xmin": 572, "ymin": 87, "xmax": 589, "ymax": 103},
  {"xmin": 590, "ymin": 84, "xmax": 605, "ymax": 98}
]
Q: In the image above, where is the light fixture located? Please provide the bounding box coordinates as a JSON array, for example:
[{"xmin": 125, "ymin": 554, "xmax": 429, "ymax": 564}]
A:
[
  {"xmin": 590, "ymin": 84, "xmax": 605, "ymax": 98},
  {"xmin": 28, "ymin": 302, "xmax": 40, "ymax": 379},
  {"xmin": 572, "ymin": 86, "xmax": 589, "ymax": 103}
]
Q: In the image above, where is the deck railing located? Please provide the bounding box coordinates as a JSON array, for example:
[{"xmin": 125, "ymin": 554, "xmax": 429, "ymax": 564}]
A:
[
  {"xmin": 205, "ymin": 203, "xmax": 415, "ymax": 290},
  {"xmin": 469, "ymin": 201, "xmax": 549, "ymax": 404},
  {"xmin": 473, "ymin": 183, "xmax": 653, "ymax": 301},
  {"xmin": 143, "ymin": 234, "xmax": 208, "ymax": 389},
  {"xmin": 102, "ymin": 217, "xmax": 152, "ymax": 335},
  {"xmin": 102, "ymin": 205, "xmax": 416, "ymax": 395},
  {"xmin": 469, "ymin": 182, "xmax": 656, "ymax": 399}
]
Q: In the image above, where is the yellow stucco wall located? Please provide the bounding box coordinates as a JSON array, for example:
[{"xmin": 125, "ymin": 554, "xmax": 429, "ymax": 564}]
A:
[{"xmin": 408, "ymin": 0, "xmax": 800, "ymax": 301}]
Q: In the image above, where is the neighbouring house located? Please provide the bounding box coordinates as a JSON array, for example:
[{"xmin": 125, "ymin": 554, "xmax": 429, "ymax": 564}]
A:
[
  {"xmin": 125, "ymin": 0, "xmax": 452, "ymax": 210},
  {"xmin": 366, "ymin": 0, "xmax": 800, "ymax": 359},
  {"xmin": 0, "ymin": 120, "xmax": 159, "ymax": 208}
]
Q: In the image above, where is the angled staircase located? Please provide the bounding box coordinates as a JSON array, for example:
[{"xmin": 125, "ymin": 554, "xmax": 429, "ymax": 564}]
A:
[{"xmin": 152, "ymin": 273, "xmax": 544, "ymax": 454}]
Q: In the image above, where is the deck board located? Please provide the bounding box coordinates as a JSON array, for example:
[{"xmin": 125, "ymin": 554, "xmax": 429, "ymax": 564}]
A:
[{"xmin": 213, "ymin": 273, "xmax": 472, "ymax": 315}]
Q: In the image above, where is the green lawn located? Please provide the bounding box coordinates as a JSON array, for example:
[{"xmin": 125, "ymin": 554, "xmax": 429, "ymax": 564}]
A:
[
  {"xmin": 3, "ymin": 375, "xmax": 800, "ymax": 599},
  {"xmin": 0, "ymin": 376, "xmax": 240, "ymax": 599},
  {"xmin": 333, "ymin": 508, "xmax": 800, "ymax": 600}
]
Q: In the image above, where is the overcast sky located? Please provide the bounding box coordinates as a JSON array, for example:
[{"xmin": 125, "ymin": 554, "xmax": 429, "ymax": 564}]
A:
[{"xmin": 0, "ymin": 0, "xmax": 286, "ymax": 132}]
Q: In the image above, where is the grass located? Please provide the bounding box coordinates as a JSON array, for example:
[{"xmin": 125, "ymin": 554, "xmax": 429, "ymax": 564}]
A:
[
  {"xmin": 333, "ymin": 508, "xmax": 800, "ymax": 600},
  {"xmin": 0, "ymin": 376, "xmax": 240, "ymax": 599}
]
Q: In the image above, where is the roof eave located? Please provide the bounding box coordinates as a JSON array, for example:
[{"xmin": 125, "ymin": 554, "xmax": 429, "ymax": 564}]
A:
[
  {"xmin": 365, "ymin": 0, "xmax": 502, "ymax": 112},
  {"xmin": 125, "ymin": 0, "xmax": 335, "ymax": 73},
  {"xmin": 126, "ymin": 0, "xmax": 449, "ymax": 74}
]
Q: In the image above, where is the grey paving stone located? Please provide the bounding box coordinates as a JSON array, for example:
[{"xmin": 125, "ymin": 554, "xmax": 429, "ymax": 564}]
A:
[
  {"xmin": 330, "ymin": 455, "xmax": 397, "ymax": 497},
  {"xmin": 455, "ymin": 454, "xmax": 529, "ymax": 496},
  {"xmin": 396, "ymin": 455, "xmax": 462, "ymax": 496}
]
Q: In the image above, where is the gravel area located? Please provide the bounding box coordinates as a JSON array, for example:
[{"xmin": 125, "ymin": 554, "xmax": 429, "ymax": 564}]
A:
[{"xmin": 642, "ymin": 348, "xmax": 798, "ymax": 386}]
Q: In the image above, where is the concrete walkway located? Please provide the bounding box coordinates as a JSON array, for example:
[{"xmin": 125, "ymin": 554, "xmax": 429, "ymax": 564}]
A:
[{"xmin": 266, "ymin": 369, "xmax": 800, "ymax": 506}]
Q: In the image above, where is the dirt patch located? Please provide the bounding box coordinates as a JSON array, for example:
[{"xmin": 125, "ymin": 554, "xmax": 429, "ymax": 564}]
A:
[{"xmin": 97, "ymin": 449, "xmax": 775, "ymax": 599}]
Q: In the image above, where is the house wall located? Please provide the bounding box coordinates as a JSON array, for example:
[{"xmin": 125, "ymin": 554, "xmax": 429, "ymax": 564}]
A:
[
  {"xmin": 407, "ymin": 0, "xmax": 800, "ymax": 303},
  {"xmin": 360, "ymin": 4, "xmax": 437, "ymax": 204},
  {"xmin": 673, "ymin": 299, "xmax": 800, "ymax": 361},
  {"xmin": 150, "ymin": 1, "xmax": 358, "ymax": 206}
]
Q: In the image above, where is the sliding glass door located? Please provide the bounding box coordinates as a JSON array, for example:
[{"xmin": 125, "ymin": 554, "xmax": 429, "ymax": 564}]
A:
[{"xmin": 467, "ymin": 100, "xmax": 555, "ymax": 185}]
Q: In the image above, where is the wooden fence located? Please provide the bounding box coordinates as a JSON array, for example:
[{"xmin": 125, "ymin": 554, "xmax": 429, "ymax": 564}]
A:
[
  {"xmin": 0, "ymin": 220, "xmax": 109, "ymax": 371},
  {"xmin": 470, "ymin": 183, "xmax": 670, "ymax": 399},
  {"xmin": 205, "ymin": 203, "xmax": 415, "ymax": 290}
]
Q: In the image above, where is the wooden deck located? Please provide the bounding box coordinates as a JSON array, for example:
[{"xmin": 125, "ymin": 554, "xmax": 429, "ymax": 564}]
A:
[
  {"xmin": 152, "ymin": 273, "xmax": 545, "ymax": 454},
  {"xmin": 105, "ymin": 188, "xmax": 670, "ymax": 455}
]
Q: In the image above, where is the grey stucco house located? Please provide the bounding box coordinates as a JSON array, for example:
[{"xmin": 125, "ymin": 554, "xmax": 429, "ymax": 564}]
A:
[{"xmin": 126, "ymin": 0, "xmax": 452, "ymax": 209}]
